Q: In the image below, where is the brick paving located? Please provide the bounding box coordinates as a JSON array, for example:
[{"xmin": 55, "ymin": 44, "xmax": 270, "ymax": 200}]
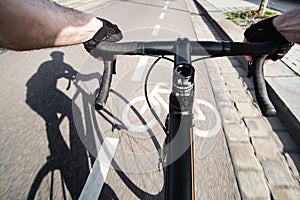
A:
[{"xmin": 187, "ymin": 0, "xmax": 300, "ymax": 198}]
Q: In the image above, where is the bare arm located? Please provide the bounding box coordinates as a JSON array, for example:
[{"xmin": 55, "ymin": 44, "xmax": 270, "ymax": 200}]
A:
[
  {"xmin": 0, "ymin": 0, "xmax": 102, "ymax": 50},
  {"xmin": 273, "ymin": 8, "xmax": 300, "ymax": 44}
]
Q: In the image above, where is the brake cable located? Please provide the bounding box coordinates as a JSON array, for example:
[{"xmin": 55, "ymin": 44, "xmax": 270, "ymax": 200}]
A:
[
  {"xmin": 144, "ymin": 55, "xmax": 213, "ymax": 135},
  {"xmin": 191, "ymin": 55, "xmax": 214, "ymax": 63},
  {"xmin": 144, "ymin": 56, "xmax": 170, "ymax": 135}
]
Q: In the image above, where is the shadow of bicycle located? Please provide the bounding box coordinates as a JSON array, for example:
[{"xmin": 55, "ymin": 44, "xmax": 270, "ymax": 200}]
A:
[{"xmin": 26, "ymin": 51, "xmax": 118, "ymax": 200}]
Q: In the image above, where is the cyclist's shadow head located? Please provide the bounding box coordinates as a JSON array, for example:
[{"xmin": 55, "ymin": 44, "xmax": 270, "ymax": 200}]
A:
[
  {"xmin": 26, "ymin": 51, "xmax": 78, "ymax": 117},
  {"xmin": 35, "ymin": 51, "xmax": 77, "ymax": 83},
  {"xmin": 25, "ymin": 51, "xmax": 90, "ymax": 199}
]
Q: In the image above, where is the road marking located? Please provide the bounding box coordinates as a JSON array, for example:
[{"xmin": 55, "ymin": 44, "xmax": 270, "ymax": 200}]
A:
[
  {"xmin": 131, "ymin": 56, "xmax": 149, "ymax": 81},
  {"xmin": 79, "ymin": 137, "xmax": 119, "ymax": 200},
  {"xmin": 122, "ymin": 82, "xmax": 170, "ymax": 132},
  {"xmin": 163, "ymin": 5, "xmax": 168, "ymax": 10},
  {"xmin": 159, "ymin": 12, "xmax": 165, "ymax": 19},
  {"xmin": 152, "ymin": 25, "xmax": 161, "ymax": 36}
]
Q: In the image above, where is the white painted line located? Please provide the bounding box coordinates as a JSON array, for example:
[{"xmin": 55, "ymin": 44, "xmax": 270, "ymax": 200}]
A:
[
  {"xmin": 159, "ymin": 12, "xmax": 165, "ymax": 19},
  {"xmin": 152, "ymin": 25, "xmax": 161, "ymax": 36},
  {"xmin": 79, "ymin": 137, "xmax": 119, "ymax": 200},
  {"xmin": 166, "ymin": 1, "xmax": 170, "ymax": 4},
  {"xmin": 131, "ymin": 56, "xmax": 149, "ymax": 81},
  {"xmin": 163, "ymin": 5, "xmax": 168, "ymax": 10}
]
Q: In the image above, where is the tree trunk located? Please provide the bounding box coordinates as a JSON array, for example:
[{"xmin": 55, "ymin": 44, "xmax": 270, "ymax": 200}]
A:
[{"xmin": 258, "ymin": 0, "xmax": 269, "ymax": 16}]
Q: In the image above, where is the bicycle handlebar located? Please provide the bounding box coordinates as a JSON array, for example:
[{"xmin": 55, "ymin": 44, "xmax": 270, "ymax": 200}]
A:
[
  {"xmin": 252, "ymin": 55, "xmax": 276, "ymax": 116},
  {"xmin": 92, "ymin": 40, "xmax": 277, "ymax": 57},
  {"xmin": 93, "ymin": 40, "xmax": 278, "ymax": 117}
]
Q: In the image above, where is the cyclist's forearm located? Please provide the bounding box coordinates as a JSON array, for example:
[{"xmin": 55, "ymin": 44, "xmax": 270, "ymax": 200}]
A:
[
  {"xmin": 0, "ymin": 0, "xmax": 102, "ymax": 50},
  {"xmin": 273, "ymin": 8, "xmax": 300, "ymax": 44}
]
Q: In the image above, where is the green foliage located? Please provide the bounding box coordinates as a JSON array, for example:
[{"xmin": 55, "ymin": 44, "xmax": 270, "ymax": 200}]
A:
[{"xmin": 225, "ymin": 8, "xmax": 278, "ymax": 28}]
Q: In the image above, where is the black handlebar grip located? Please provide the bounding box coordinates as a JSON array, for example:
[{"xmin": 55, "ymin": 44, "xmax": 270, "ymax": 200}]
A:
[
  {"xmin": 95, "ymin": 60, "xmax": 114, "ymax": 110},
  {"xmin": 252, "ymin": 56, "xmax": 276, "ymax": 117}
]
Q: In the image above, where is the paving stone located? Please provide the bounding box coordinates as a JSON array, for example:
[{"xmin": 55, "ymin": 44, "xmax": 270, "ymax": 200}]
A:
[
  {"xmin": 284, "ymin": 153, "xmax": 300, "ymax": 178},
  {"xmin": 213, "ymin": 90, "xmax": 232, "ymax": 106},
  {"xmin": 229, "ymin": 90, "xmax": 252, "ymax": 103},
  {"xmin": 248, "ymin": 90, "xmax": 257, "ymax": 102},
  {"xmin": 265, "ymin": 60, "xmax": 296, "ymax": 77},
  {"xmin": 261, "ymin": 159, "xmax": 298, "ymax": 188},
  {"xmin": 271, "ymin": 187, "xmax": 300, "ymax": 200},
  {"xmin": 251, "ymin": 137, "xmax": 281, "ymax": 160},
  {"xmin": 236, "ymin": 170, "xmax": 270, "ymax": 200},
  {"xmin": 222, "ymin": 69, "xmax": 240, "ymax": 79},
  {"xmin": 210, "ymin": 80, "xmax": 226, "ymax": 92},
  {"xmin": 219, "ymin": 104, "xmax": 241, "ymax": 124},
  {"xmin": 243, "ymin": 117, "xmax": 272, "ymax": 138},
  {"xmin": 186, "ymin": 0, "xmax": 199, "ymax": 13},
  {"xmin": 191, "ymin": 16, "xmax": 216, "ymax": 40},
  {"xmin": 281, "ymin": 44, "xmax": 300, "ymax": 75},
  {"xmin": 266, "ymin": 77, "xmax": 300, "ymax": 130},
  {"xmin": 222, "ymin": 71, "xmax": 239, "ymax": 80},
  {"xmin": 205, "ymin": 59, "xmax": 221, "ymax": 75},
  {"xmin": 236, "ymin": 102, "xmax": 260, "ymax": 117},
  {"xmin": 216, "ymin": 57, "xmax": 237, "ymax": 73},
  {"xmin": 225, "ymin": 78, "xmax": 245, "ymax": 91},
  {"xmin": 223, "ymin": 122, "xmax": 249, "ymax": 142},
  {"xmin": 269, "ymin": 131, "xmax": 285, "ymax": 153},
  {"xmin": 194, "ymin": 0, "xmax": 300, "ymax": 199},
  {"xmin": 229, "ymin": 142, "xmax": 262, "ymax": 170},
  {"xmin": 207, "ymin": 72, "xmax": 224, "ymax": 82}
]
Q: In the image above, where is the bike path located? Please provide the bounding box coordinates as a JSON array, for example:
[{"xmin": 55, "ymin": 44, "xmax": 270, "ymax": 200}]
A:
[
  {"xmin": 1, "ymin": 0, "xmax": 298, "ymax": 199},
  {"xmin": 88, "ymin": 0, "xmax": 240, "ymax": 199},
  {"xmin": 0, "ymin": 0, "xmax": 240, "ymax": 199},
  {"xmin": 191, "ymin": 0, "xmax": 300, "ymax": 199}
]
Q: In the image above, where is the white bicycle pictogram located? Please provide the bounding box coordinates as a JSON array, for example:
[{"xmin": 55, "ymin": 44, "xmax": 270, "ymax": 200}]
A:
[{"xmin": 122, "ymin": 82, "xmax": 222, "ymax": 137}]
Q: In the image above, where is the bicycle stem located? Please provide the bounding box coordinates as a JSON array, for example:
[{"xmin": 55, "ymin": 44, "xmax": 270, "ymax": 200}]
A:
[{"xmin": 165, "ymin": 37, "xmax": 195, "ymax": 200}]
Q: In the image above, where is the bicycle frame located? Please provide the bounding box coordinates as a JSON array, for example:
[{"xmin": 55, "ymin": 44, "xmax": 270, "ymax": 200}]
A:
[
  {"xmin": 164, "ymin": 37, "xmax": 195, "ymax": 199},
  {"xmin": 91, "ymin": 37, "xmax": 278, "ymax": 200}
]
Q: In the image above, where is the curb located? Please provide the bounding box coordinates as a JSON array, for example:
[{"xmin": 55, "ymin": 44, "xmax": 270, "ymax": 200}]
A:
[{"xmin": 193, "ymin": 0, "xmax": 300, "ymax": 145}]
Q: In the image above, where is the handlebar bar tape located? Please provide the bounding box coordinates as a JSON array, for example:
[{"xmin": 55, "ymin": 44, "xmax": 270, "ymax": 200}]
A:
[
  {"xmin": 93, "ymin": 42, "xmax": 142, "ymax": 57},
  {"xmin": 93, "ymin": 40, "xmax": 278, "ymax": 115},
  {"xmin": 95, "ymin": 60, "xmax": 115, "ymax": 110},
  {"xmin": 252, "ymin": 56, "xmax": 276, "ymax": 117},
  {"xmin": 95, "ymin": 41, "xmax": 277, "ymax": 57}
]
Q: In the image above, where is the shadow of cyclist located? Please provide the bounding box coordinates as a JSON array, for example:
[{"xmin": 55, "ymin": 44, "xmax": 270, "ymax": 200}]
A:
[{"xmin": 26, "ymin": 51, "xmax": 90, "ymax": 199}]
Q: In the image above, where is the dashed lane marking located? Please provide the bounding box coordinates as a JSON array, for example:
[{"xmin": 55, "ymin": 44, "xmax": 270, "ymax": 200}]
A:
[
  {"xmin": 159, "ymin": 12, "xmax": 165, "ymax": 19},
  {"xmin": 152, "ymin": 25, "xmax": 161, "ymax": 36},
  {"xmin": 131, "ymin": 56, "xmax": 150, "ymax": 81}
]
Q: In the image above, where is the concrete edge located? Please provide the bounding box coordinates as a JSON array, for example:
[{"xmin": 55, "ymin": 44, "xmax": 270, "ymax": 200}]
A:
[{"xmin": 193, "ymin": 0, "xmax": 300, "ymax": 145}]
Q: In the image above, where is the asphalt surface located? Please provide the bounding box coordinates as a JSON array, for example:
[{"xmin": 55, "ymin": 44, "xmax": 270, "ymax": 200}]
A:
[{"xmin": 0, "ymin": 0, "xmax": 240, "ymax": 199}]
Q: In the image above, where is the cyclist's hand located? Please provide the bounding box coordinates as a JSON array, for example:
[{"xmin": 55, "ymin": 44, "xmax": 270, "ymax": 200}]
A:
[
  {"xmin": 83, "ymin": 18, "xmax": 123, "ymax": 58},
  {"xmin": 243, "ymin": 38, "xmax": 273, "ymax": 65},
  {"xmin": 244, "ymin": 16, "xmax": 293, "ymax": 63}
]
